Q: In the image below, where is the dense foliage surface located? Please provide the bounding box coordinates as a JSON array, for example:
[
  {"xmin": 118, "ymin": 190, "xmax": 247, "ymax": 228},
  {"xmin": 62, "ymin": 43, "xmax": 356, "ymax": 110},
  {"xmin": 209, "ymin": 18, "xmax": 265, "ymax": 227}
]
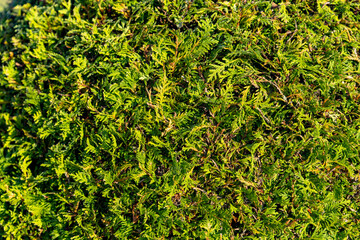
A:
[{"xmin": 1, "ymin": 0, "xmax": 360, "ymax": 239}]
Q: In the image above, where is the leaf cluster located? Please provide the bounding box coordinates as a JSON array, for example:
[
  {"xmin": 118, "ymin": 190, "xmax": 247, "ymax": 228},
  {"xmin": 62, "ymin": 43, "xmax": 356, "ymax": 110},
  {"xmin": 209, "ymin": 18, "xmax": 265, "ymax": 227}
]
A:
[{"xmin": 0, "ymin": 0, "xmax": 360, "ymax": 239}]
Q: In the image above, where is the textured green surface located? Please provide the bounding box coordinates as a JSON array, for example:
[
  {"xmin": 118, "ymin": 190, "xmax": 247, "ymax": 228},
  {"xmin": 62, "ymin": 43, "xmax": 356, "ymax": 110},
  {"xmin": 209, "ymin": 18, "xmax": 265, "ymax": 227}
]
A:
[{"xmin": 0, "ymin": 0, "xmax": 360, "ymax": 239}]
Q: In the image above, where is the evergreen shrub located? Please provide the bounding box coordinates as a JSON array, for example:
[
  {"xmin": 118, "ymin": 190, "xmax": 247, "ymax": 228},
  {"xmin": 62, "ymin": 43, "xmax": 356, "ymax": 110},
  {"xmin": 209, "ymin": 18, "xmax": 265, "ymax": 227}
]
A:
[{"xmin": 1, "ymin": 0, "xmax": 360, "ymax": 239}]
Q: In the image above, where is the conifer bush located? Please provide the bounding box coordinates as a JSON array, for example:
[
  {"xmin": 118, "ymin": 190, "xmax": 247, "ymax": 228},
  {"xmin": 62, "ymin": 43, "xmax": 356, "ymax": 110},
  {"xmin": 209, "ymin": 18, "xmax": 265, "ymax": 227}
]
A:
[{"xmin": 1, "ymin": 0, "xmax": 360, "ymax": 239}]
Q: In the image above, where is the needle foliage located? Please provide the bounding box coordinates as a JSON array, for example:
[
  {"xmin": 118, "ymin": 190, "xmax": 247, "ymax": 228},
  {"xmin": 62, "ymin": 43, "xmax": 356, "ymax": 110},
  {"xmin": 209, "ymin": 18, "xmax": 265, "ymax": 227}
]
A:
[{"xmin": 1, "ymin": 0, "xmax": 360, "ymax": 239}]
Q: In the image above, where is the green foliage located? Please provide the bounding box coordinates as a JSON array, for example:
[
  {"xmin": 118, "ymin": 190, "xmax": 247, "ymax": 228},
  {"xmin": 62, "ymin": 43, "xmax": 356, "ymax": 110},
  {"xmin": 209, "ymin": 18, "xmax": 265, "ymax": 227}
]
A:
[{"xmin": 1, "ymin": 0, "xmax": 360, "ymax": 238}]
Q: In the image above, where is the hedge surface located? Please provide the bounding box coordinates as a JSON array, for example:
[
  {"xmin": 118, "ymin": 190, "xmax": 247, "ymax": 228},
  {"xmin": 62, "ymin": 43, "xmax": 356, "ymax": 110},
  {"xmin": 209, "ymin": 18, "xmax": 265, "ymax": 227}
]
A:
[{"xmin": 1, "ymin": 0, "xmax": 360, "ymax": 239}]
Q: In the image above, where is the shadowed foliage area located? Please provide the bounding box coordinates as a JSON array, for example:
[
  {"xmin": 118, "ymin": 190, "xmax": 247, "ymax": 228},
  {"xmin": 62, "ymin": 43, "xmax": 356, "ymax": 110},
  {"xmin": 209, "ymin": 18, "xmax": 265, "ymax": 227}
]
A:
[{"xmin": 0, "ymin": 0, "xmax": 360, "ymax": 239}]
